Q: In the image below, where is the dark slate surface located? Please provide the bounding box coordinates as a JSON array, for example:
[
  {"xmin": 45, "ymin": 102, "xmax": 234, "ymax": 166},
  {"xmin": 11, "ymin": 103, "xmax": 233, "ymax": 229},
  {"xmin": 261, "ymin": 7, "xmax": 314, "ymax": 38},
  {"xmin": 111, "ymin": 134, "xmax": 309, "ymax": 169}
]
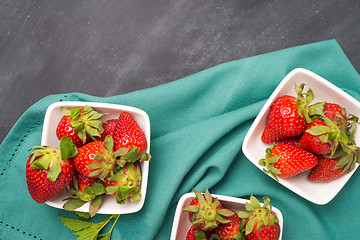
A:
[{"xmin": 0, "ymin": 0, "xmax": 359, "ymax": 143}]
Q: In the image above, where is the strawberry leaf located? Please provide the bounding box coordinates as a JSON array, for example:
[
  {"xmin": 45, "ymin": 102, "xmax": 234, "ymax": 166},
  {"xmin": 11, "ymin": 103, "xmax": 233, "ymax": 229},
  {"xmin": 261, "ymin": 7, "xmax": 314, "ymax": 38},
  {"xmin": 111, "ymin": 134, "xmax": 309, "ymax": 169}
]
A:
[
  {"xmin": 217, "ymin": 208, "xmax": 235, "ymax": 217},
  {"xmin": 204, "ymin": 188, "xmax": 213, "ymax": 204},
  {"xmin": 47, "ymin": 158, "xmax": 61, "ymax": 181},
  {"xmin": 237, "ymin": 211, "xmax": 252, "ymax": 219},
  {"xmin": 263, "ymin": 197, "xmax": 271, "ymax": 210},
  {"xmin": 305, "ymin": 88, "xmax": 314, "ymax": 105},
  {"xmin": 114, "ymin": 147, "xmax": 130, "ymax": 156},
  {"xmin": 72, "ymin": 121, "xmax": 85, "ymax": 131},
  {"xmin": 309, "ymin": 102, "xmax": 325, "ymax": 116},
  {"xmin": 245, "ymin": 202, "xmax": 255, "ymax": 212},
  {"xmin": 77, "ymin": 130, "xmax": 87, "ymax": 144},
  {"xmin": 245, "ymin": 217, "xmax": 256, "ymax": 235},
  {"xmin": 319, "ymin": 134, "xmax": 329, "ymax": 143},
  {"xmin": 59, "ymin": 214, "xmax": 118, "ymax": 240},
  {"xmin": 73, "ymin": 211, "xmax": 91, "ymax": 221},
  {"xmin": 59, "ymin": 215, "xmax": 96, "ymax": 232},
  {"xmin": 267, "ymin": 156, "xmax": 281, "ymax": 164},
  {"xmin": 105, "ymin": 186, "xmax": 118, "ymax": 195},
  {"xmin": 195, "ymin": 229, "xmax": 210, "ymax": 240},
  {"xmin": 60, "ymin": 136, "xmax": 78, "ymax": 159},
  {"xmin": 215, "ymin": 214, "xmax": 231, "ymax": 224},
  {"xmin": 306, "ymin": 125, "xmax": 330, "ymax": 135},
  {"xmin": 89, "ymin": 195, "xmax": 102, "ymax": 217},
  {"xmin": 63, "ymin": 198, "xmax": 87, "ymax": 211},
  {"xmin": 88, "ymin": 169, "xmax": 103, "ymax": 177},
  {"xmin": 183, "ymin": 205, "xmax": 200, "ymax": 213},
  {"xmin": 97, "ymin": 232, "xmax": 111, "ymax": 240},
  {"xmin": 250, "ymin": 195, "xmax": 261, "ymax": 209},
  {"xmin": 104, "ymin": 135, "xmax": 114, "ymax": 152},
  {"xmin": 194, "ymin": 188, "xmax": 207, "ymax": 206},
  {"xmin": 70, "ymin": 108, "xmax": 81, "ymax": 119},
  {"xmin": 92, "ymin": 183, "xmax": 106, "ymax": 195},
  {"xmin": 210, "ymin": 234, "xmax": 221, "ymax": 240},
  {"xmin": 86, "ymin": 126, "xmax": 101, "ymax": 137},
  {"xmin": 30, "ymin": 154, "xmax": 51, "ymax": 170},
  {"xmin": 60, "ymin": 107, "xmax": 72, "ymax": 116},
  {"xmin": 97, "ymin": 215, "xmax": 120, "ymax": 240},
  {"xmin": 89, "ymin": 162, "xmax": 103, "ymax": 169}
]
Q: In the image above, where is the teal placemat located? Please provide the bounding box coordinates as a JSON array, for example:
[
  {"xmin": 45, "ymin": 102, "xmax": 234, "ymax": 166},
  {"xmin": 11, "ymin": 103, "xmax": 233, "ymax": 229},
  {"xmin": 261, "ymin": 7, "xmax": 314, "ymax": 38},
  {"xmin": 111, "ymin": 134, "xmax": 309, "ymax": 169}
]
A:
[{"xmin": 1, "ymin": 39, "xmax": 360, "ymax": 239}]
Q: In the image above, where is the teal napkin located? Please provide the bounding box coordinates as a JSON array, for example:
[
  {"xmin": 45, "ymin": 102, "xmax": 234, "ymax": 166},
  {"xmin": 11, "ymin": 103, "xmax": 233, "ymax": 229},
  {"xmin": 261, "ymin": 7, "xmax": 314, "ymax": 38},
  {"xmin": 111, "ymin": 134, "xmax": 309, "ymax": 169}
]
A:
[{"xmin": 1, "ymin": 39, "xmax": 359, "ymax": 240}]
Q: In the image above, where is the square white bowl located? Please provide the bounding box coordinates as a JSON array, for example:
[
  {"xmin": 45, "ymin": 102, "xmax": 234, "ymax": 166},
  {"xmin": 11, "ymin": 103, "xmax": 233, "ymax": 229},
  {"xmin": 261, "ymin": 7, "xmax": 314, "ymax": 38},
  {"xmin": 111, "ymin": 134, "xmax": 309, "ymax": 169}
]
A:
[
  {"xmin": 242, "ymin": 68, "xmax": 360, "ymax": 205},
  {"xmin": 170, "ymin": 193, "xmax": 283, "ymax": 240},
  {"xmin": 41, "ymin": 101, "xmax": 151, "ymax": 214}
]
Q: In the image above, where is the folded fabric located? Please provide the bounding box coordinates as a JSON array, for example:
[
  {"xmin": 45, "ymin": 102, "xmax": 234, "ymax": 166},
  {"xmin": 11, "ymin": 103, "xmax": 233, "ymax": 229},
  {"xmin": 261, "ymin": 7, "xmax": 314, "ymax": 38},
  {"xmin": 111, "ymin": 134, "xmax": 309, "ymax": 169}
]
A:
[{"xmin": 0, "ymin": 39, "xmax": 359, "ymax": 240}]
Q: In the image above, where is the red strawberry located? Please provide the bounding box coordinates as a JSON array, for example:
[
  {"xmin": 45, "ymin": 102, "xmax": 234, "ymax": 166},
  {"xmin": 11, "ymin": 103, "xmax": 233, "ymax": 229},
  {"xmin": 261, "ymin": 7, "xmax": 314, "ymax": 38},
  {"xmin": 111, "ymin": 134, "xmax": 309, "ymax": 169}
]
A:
[
  {"xmin": 56, "ymin": 106, "xmax": 106, "ymax": 147},
  {"xmin": 72, "ymin": 136, "xmax": 119, "ymax": 180},
  {"xmin": 97, "ymin": 119, "xmax": 119, "ymax": 141},
  {"xmin": 112, "ymin": 112, "xmax": 151, "ymax": 167},
  {"xmin": 71, "ymin": 171, "xmax": 99, "ymax": 192},
  {"xmin": 63, "ymin": 171, "xmax": 106, "ymax": 216},
  {"xmin": 26, "ymin": 137, "xmax": 76, "ymax": 203},
  {"xmin": 300, "ymin": 102, "xmax": 349, "ymax": 155},
  {"xmin": 261, "ymin": 95, "xmax": 306, "ymax": 143},
  {"xmin": 113, "ymin": 112, "xmax": 147, "ymax": 152},
  {"xmin": 261, "ymin": 84, "xmax": 315, "ymax": 144},
  {"xmin": 259, "ymin": 143, "xmax": 318, "ymax": 181},
  {"xmin": 186, "ymin": 226, "xmax": 214, "ymax": 240},
  {"xmin": 322, "ymin": 103, "xmax": 346, "ymax": 122},
  {"xmin": 307, "ymin": 155, "xmax": 347, "ymax": 182},
  {"xmin": 103, "ymin": 163, "xmax": 142, "ymax": 204},
  {"xmin": 183, "ymin": 188, "xmax": 234, "ymax": 231},
  {"xmin": 238, "ymin": 196, "xmax": 280, "ymax": 240},
  {"xmin": 299, "ymin": 119, "xmax": 332, "ymax": 155},
  {"xmin": 215, "ymin": 207, "xmax": 245, "ymax": 240}
]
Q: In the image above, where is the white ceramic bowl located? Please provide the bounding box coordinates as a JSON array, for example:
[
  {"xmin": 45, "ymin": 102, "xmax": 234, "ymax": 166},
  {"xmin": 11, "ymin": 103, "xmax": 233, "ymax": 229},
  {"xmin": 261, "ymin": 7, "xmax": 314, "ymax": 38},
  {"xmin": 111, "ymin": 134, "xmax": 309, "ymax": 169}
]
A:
[
  {"xmin": 41, "ymin": 101, "xmax": 151, "ymax": 214},
  {"xmin": 242, "ymin": 68, "xmax": 360, "ymax": 205},
  {"xmin": 170, "ymin": 193, "xmax": 283, "ymax": 240}
]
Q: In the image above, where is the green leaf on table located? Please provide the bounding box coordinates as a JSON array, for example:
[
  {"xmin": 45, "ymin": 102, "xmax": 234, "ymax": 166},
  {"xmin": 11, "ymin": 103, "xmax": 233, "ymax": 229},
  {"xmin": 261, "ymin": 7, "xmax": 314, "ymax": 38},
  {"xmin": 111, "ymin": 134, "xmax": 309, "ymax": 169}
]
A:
[
  {"xmin": 59, "ymin": 216, "xmax": 95, "ymax": 232},
  {"xmin": 73, "ymin": 211, "xmax": 91, "ymax": 221},
  {"xmin": 97, "ymin": 232, "xmax": 111, "ymax": 240},
  {"xmin": 59, "ymin": 214, "xmax": 120, "ymax": 240}
]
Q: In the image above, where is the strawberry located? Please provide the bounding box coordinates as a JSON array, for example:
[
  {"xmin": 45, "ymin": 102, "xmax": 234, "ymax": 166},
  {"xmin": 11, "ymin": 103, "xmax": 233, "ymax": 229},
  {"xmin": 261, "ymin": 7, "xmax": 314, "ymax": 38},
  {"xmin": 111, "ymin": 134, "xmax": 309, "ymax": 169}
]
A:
[
  {"xmin": 103, "ymin": 162, "xmax": 142, "ymax": 204},
  {"xmin": 299, "ymin": 103, "xmax": 349, "ymax": 155},
  {"xmin": 259, "ymin": 143, "xmax": 318, "ymax": 181},
  {"xmin": 261, "ymin": 84, "xmax": 316, "ymax": 144},
  {"xmin": 299, "ymin": 119, "xmax": 332, "ymax": 155},
  {"xmin": 73, "ymin": 136, "xmax": 121, "ymax": 180},
  {"xmin": 113, "ymin": 111, "xmax": 147, "ymax": 152},
  {"xmin": 113, "ymin": 111, "xmax": 151, "ymax": 167},
  {"xmin": 186, "ymin": 226, "xmax": 214, "ymax": 240},
  {"xmin": 322, "ymin": 102, "xmax": 346, "ymax": 122},
  {"xmin": 97, "ymin": 119, "xmax": 119, "ymax": 141},
  {"xmin": 215, "ymin": 207, "xmax": 245, "ymax": 240},
  {"xmin": 307, "ymin": 155, "xmax": 346, "ymax": 183},
  {"xmin": 63, "ymin": 171, "xmax": 106, "ymax": 216},
  {"xmin": 183, "ymin": 188, "xmax": 234, "ymax": 231},
  {"xmin": 56, "ymin": 105, "xmax": 106, "ymax": 147},
  {"xmin": 237, "ymin": 196, "xmax": 280, "ymax": 240},
  {"xmin": 26, "ymin": 137, "xmax": 77, "ymax": 203}
]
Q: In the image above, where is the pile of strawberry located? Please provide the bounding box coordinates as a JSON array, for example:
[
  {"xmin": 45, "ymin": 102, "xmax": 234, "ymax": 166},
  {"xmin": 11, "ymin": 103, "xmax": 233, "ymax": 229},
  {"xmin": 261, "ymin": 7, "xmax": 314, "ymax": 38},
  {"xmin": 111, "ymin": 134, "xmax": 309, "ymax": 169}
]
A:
[
  {"xmin": 259, "ymin": 83, "xmax": 359, "ymax": 182},
  {"xmin": 183, "ymin": 188, "xmax": 280, "ymax": 240},
  {"xmin": 26, "ymin": 105, "xmax": 150, "ymax": 216}
]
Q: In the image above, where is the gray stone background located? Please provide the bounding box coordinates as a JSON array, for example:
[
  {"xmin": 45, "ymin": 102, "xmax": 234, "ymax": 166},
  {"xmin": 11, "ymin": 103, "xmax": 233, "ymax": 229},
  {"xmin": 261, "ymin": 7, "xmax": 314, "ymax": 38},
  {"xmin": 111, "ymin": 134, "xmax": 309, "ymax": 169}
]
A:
[{"xmin": 0, "ymin": 0, "xmax": 359, "ymax": 143}]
